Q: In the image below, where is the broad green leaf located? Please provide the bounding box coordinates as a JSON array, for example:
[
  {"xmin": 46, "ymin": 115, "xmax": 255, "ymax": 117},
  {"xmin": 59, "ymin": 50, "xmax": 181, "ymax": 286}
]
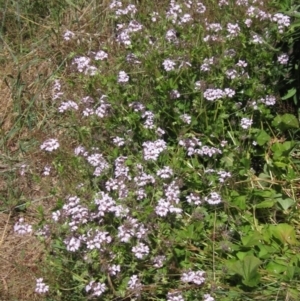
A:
[
  {"xmin": 273, "ymin": 161, "xmax": 288, "ymax": 168},
  {"xmin": 282, "ymin": 88, "xmax": 296, "ymax": 100},
  {"xmin": 237, "ymin": 251, "xmax": 253, "ymax": 260},
  {"xmin": 255, "ymin": 200, "xmax": 275, "ymax": 209},
  {"xmin": 232, "ymin": 195, "xmax": 246, "ymax": 210},
  {"xmin": 270, "ymin": 224, "xmax": 297, "ymax": 245},
  {"xmin": 258, "ymin": 244, "xmax": 276, "ymax": 259},
  {"xmin": 266, "ymin": 262, "xmax": 287, "ymax": 274},
  {"xmin": 277, "ymin": 198, "xmax": 295, "ymax": 211},
  {"xmin": 256, "ymin": 130, "xmax": 271, "ymax": 146},
  {"xmin": 281, "ymin": 114, "xmax": 299, "ymax": 129},
  {"xmin": 283, "ymin": 266, "xmax": 295, "ymax": 281},
  {"xmin": 226, "ymin": 255, "xmax": 262, "ymax": 287},
  {"xmin": 241, "ymin": 232, "xmax": 262, "ymax": 247},
  {"xmin": 221, "ymin": 152, "xmax": 235, "ymax": 167},
  {"xmin": 272, "ymin": 114, "xmax": 299, "ymax": 130},
  {"xmin": 241, "ymin": 255, "xmax": 262, "ymax": 287}
]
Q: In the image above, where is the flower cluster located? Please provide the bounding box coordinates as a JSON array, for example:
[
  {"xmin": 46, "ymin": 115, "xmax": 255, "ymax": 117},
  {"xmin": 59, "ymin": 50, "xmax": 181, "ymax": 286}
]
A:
[
  {"xmin": 240, "ymin": 117, "xmax": 253, "ymax": 129},
  {"xmin": 181, "ymin": 270, "xmax": 206, "ymax": 285},
  {"xmin": 142, "ymin": 139, "xmax": 167, "ymax": 160},
  {"xmin": 14, "ymin": 218, "xmax": 32, "ymax": 235},
  {"xmin": 35, "ymin": 278, "xmax": 49, "ymax": 294},
  {"xmin": 40, "ymin": 138, "xmax": 60, "ymax": 152},
  {"xmin": 85, "ymin": 281, "xmax": 107, "ymax": 297},
  {"xmin": 203, "ymin": 88, "xmax": 235, "ymax": 101}
]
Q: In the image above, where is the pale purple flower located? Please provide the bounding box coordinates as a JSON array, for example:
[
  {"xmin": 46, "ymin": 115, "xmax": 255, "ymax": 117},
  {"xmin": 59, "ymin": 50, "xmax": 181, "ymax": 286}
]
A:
[
  {"xmin": 278, "ymin": 54, "xmax": 289, "ymax": 65},
  {"xmin": 196, "ymin": 2, "xmax": 206, "ymax": 13},
  {"xmin": 142, "ymin": 139, "xmax": 167, "ymax": 161},
  {"xmin": 40, "ymin": 138, "xmax": 59, "ymax": 152},
  {"xmin": 244, "ymin": 18, "xmax": 252, "ymax": 27},
  {"xmin": 224, "ymin": 88, "xmax": 235, "ymax": 98},
  {"xmin": 153, "ymin": 255, "xmax": 166, "ymax": 268},
  {"xmin": 19, "ymin": 164, "xmax": 27, "ymax": 176},
  {"xmin": 118, "ymin": 71, "xmax": 129, "ymax": 83},
  {"xmin": 112, "ymin": 136, "xmax": 125, "ymax": 146},
  {"xmin": 95, "ymin": 50, "xmax": 108, "ymax": 60},
  {"xmin": 226, "ymin": 69, "xmax": 238, "ymax": 79},
  {"xmin": 170, "ymin": 89, "xmax": 181, "ymax": 99},
  {"xmin": 156, "ymin": 127, "xmax": 166, "ymax": 137},
  {"xmin": 226, "ymin": 23, "xmax": 240, "ymax": 38},
  {"xmin": 203, "ymin": 88, "xmax": 224, "ymax": 101},
  {"xmin": 52, "ymin": 79, "xmax": 63, "ymax": 100},
  {"xmin": 163, "ymin": 59, "xmax": 176, "ymax": 71},
  {"xmin": 206, "ymin": 23, "xmax": 222, "ymax": 32},
  {"xmin": 204, "ymin": 192, "xmax": 222, "ymax": 205},
  {"xmin": 136, "ymin": 188, "xmax": 147, "ymax": 200},
  {"xmin": 236, "ymin": 60, "xmax": 247, "ymax": 68},
  {"xmin": 167, "ymin": 291, "xmax": 185, "ymax": 301},
  {"xmin": 43, "ymin": 165, "xmax": 51, "ymax": 176},
  {"xmin": 64, "ymin": 236, "xmax": 81, "ymax": 252},
  {"xmin": 72, "ymin": 56, "xmax": 91, "ymax": 72},
  {"xmin": 82, "ymin": 107, "xmax": 94, "ymax": 117},
  {"xmin": 151, "ymin": 12, "xmax": 159, "ymax": 22},
  {"xmin": 85, "ymin": 230, "xmax": 112, "ymax": 250},
  {"xmin": 116, "ymin": 30, "xmax": 131, "ymax": 45},
  {"xmin": 74, "ymin": 145, "xmax": 86, "ymax": 156},
  {"xmin": 260, "ymin": 95, "xmax": 276, "ymax": 106},
  {"xmin": 180, "ymin": 114, "xmax": 192, "ymax": 124},
  {"xmin": 186, "ymin": 193, "xmax": 202, "ymax": 205},
  {"xmin": 166, "ymin": 29, "xmax": 178, "ymax": 43},
  {"xmin": 63, "ymin": 30, "xmax": 75, "ymax": 41},
  {"xmin": 142, "ymin": 110, "xmax": 155, "ymax": 129},
  {"xmin": 217, "ymin": 170, "xmax": 231, "ymax": 182},
  {"xmin": 181, "ymin": 270, "xmax": 206, "ymax": 285},
  {"xmin": 35, "ymin": 278, "xmax": 49, "ymax": 294},
  {"xmin": 179, "ymin": 13, "xmax": 193, "ymax": 25},
  {"xmin": 95, "ymin": 98, "xmax": 111, "ymax": 118},
  {"xmin": 108, "ymin": 264, "xmax": 121, "ymax": 276},
  {"xmin": 85, "ymin": 281, "xmax": 106, "ymax": 297},
  {"xmin": 157, "ymin": 166, "xmax": 173, "ymax": 179},
  {"xmin": 84, "ymin": 65, "xmax": 98, "ymax": 76},
  {"xmin": 132, "ymin": 242, "xmax": 150, "ymax": 259},
  {"xmin": 272, "ymin": 13, "xmax": 290, "ymax": 33},
  {"xmin": 200, "ymin": 57, "xmax": 214, "ymax": 72},
  {"xmin": 58, "ymin": 100, "xmax": 78, "ymax": 113},
  {"xmin": 252, "ymin": 34, "xmax": 263, "ymax": 44},
  {"xmin": 128, "ymin": 274, "xmax": 142, "ymax": 294},
  {"xmin": 52, "ymin": 210, "xmax": 61, "ymax": 222},
  {"xmin": 219, "ymin": 0, "xmax": 229, "ymax": 5},
  {"xmin": 128, "ymin": 20, "xmax": 143, "ymax": 32},
  {"xmin": 204, "ymin": 294, "xmax": 215, "ymax": 301},
  {"xmin": 14, "ymin": 218, "xmax": 32, "ymax": 235},
  {"xmin": 240, "ymin": 117, "xmax": 253, "ymax": 129}
]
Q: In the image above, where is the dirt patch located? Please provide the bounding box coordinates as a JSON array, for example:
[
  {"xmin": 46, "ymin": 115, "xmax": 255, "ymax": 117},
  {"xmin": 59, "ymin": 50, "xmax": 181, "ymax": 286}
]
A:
[{"xmin": 0, "ymin": 211, "xmax": 46, "ymax": 300}]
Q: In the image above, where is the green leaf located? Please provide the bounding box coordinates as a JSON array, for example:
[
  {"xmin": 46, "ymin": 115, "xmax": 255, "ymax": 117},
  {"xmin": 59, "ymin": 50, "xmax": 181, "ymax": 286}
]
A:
[
  {"xmin": 232, "ymin": 195, "xmax": 246, "ymax": 210},
  {"xmin": 258, "ymin": 244, "xmax": 276, "ymax": 259},
  {"xmin": 281, "ymin": 114, "xmax": 299, "ymax": 129},
  {"xmin": 256, "ymin": 130, "xmax": 271, "ymax": 146},
  {"xmin": 241, "ymin": 232, "xmax": 262, "ymax": 247},
  {"xmin": 272, "ymin": 114, "xmax": 299, "ymax": 130},
  {"xmin": 269, "ymin": 224, "xmax": 297, "ymax": 245},
  {"xmin": 277, "ymin": 198, "xmax": 295, "ymax": 211},
  {"xmin": 266, "ymin": 261, "xmax": 287, "ymax": 274},
  {"xmin": 255, "ymin": 200, "xmax": 275, "ymax": 209},
  {"xmin": 282, "ymin": 88, "xmax": 296, "ymax": 100},
  {"xmin": 227, "ymin": 255, "xmax": 262, "ymax": 287}
]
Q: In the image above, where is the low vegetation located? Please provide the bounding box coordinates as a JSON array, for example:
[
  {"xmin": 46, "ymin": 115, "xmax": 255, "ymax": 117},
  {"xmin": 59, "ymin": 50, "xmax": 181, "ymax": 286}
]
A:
[{"xmin": 1, "ymin": 0, "xmax": 300, "ymax": 300}]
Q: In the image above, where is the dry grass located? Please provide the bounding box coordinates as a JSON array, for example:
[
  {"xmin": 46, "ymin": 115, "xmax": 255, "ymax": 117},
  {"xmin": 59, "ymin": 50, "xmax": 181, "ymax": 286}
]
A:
[{"xmin": 0, "ymin": 211, "xmax": 45, "ymax": 300}]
